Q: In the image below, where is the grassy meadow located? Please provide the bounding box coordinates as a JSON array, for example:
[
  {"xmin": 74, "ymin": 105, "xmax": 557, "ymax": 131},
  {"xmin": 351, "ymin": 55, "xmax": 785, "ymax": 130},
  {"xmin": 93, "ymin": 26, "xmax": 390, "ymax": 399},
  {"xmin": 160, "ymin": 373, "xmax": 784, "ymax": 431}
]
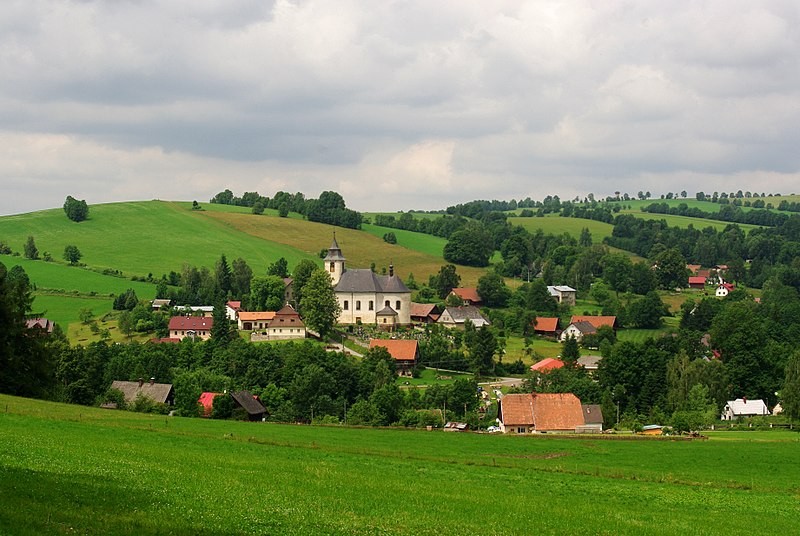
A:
[
  {"xmin": 1, "ymin": 394, "xmax": 799, "ymax": 535},
  {"xmin": 508, "ymin": 214, "xmax": 614, "ymax": 241}
]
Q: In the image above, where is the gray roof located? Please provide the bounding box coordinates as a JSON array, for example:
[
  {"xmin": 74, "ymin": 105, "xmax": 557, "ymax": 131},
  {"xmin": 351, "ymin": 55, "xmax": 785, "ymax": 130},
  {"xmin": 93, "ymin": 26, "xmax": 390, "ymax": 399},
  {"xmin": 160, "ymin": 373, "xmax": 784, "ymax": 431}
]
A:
[
  {"xmin": 376, "ymin": 305, "xmax": 398, "ymax": 316},
  {"xmin": 443, "ymin": 305, "xmax": 488, "ymax": 322},
  {"xmin": 335, "ymin": 269, "xmax": 410, "ymax": 294},
  {"xmin": 577, "ymin": 355, "xmax": 602, "ymax": 369},
  {"xmin": 324, "ymin": 236, "xmax": 346, "ymax": 262},
  {"xmin": 110, "ymin": 380, "xmax": 174, "ymax": 405},
  {"xmin": 230, "ymin": 390, "xmax": 266, "ymax": 416},
  {"xmin": 582, "ymin": 404, "xmax": 604, "ymax": 425},
  {"xmin": 570, "ymin": 321, "xmax": 597, "ymax": 335}
]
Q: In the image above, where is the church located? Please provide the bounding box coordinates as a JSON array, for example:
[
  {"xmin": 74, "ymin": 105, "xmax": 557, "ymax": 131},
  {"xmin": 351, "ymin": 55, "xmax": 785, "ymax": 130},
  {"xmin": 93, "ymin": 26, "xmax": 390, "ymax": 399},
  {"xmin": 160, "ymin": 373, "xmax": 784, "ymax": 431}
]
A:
[{"xmin": 324, "ymin": 236, "xmax": 411, "ymax": 328}]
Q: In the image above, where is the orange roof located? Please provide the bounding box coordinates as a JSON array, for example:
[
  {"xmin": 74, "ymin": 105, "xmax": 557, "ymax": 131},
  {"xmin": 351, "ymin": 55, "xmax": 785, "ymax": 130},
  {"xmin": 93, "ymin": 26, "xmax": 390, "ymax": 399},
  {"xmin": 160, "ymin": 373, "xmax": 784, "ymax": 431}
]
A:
[
  {"xmin": 238, "ymin": 311, "xmax": 276, "ymax": 321},
  {"xmin": 530, "ymin": 358, "xmax": 564, "ymax": 372},
  {"xmin": 450, "ymin": 288, "xmax": 482, "ymax": 303},
  {"xmin": 533, "ymin": 317, "xmax": 560, "ymax": 332},
  {"xmin": 570, "ymin": 316, "xmax": 617, "ymax": 329},
  {"xmin": 686, "ymin": 264, "xmax": 701, "ymax": 274},
  {"xmin": 500, "ymin": 393, "xmax": 585, "ymax": 431},
  {"xmin": 369, "ymin": 339, "xmax": 419, "ymax": 361},
  {"xmin": 410, "ymin": 302, "xmax": 437, "ymax": 318}
]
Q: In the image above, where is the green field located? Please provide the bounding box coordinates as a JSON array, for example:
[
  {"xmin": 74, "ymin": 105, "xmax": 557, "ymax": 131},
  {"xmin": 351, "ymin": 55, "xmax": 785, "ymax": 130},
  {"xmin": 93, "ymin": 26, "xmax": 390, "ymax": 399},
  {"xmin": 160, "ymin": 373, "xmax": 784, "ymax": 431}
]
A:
[
  {"xmin": 620, "ymin": 211, "xmax": 761, "ymax": 233},
  {"xmin": 1, "ymin": 394, "xmax": 799, "ymax": 535},
  {"xmin": 508, "ymin": 214, "xmax": 614, "ymax": 241}
]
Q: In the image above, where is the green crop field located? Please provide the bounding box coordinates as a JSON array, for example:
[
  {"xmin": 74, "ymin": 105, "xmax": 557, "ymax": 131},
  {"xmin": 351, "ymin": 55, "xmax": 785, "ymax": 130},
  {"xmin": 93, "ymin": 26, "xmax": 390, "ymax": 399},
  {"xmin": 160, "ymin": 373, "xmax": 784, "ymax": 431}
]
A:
[{"xmin": 1, "ymin": 394, "xmax": 799, "ymax": 535}]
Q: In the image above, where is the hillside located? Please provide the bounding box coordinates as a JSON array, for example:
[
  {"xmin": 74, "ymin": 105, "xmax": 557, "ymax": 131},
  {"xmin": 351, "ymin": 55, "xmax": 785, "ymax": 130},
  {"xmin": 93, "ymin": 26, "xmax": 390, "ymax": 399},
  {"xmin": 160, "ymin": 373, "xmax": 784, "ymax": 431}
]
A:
[{"xmin": 1, "ymin": 394, "xmax": 798, "ymax": 535}]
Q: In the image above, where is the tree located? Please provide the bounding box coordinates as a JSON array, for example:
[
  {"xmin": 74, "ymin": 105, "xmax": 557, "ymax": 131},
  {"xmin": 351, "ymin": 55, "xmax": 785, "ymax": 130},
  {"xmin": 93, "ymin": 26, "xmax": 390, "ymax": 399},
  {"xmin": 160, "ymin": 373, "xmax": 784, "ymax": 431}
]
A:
[
  {"xmin": 24, "ymin": 236, "xmax": 39, "ymax": 260},
  {"xmin": 63, "ymin": 245, "xmax": 82, "ymax": 265},
  {"xmin": 382, "ymin": 232, "xmax": 397, "ymax": 244},
  {"xmin": 292, "ymin": 259, "xmax": 318, "ymax": 306},
  {"xmin": 477, "ymin": 272, "xmax": 511, "ymax": 307},
  {"xmin": 561, "ymin": 335, "xmax": 580, "ymax": 365},
  {"xmin": 267, "ymin": 257, "xmax": 289, "ymax": 278},
  {"xmin": 299, "ymin": 269, "xmax": 341, "ymax": 337},
  {"xmin": 654, "ymin": 248, "xmax": 687, "ymax": 290},
  {"xmin": 214, "ymin": 255, "xmax": 232, "ymax": 298},
  {"xmin": 467, "ymin": 326, "xmax": 497, "ymax": 377},
  {"xmin": 627, "ymin": 291, "xmax": 669, "ymax": 329},
  {"xmin": 63, "ymin": 195, "xmax": 89, "ymax": 222},
  {"xmin": 250, "ymin": 276, "xmax": 286, "ymax": 311},
  {"xmin": 231, "ymin": 257, "xmax": 253, "ymax": 300},
  {"xmin": 211, "ymin": 300, "xmax": 234, "ymax": 344},
  {"xmin": 782, "ymin": 350, "xmax": 800, "ymax": 419},
  {"xmin": 579, "ymin": 227, "xmax": 592, "ymax": 247},
  {"xmin": 430, "ymin": 264, "xmax": 461, "ymax": 299},
  {"xmin": 443, "ymin": 223, "xmax": 493, "ymax": 267}
]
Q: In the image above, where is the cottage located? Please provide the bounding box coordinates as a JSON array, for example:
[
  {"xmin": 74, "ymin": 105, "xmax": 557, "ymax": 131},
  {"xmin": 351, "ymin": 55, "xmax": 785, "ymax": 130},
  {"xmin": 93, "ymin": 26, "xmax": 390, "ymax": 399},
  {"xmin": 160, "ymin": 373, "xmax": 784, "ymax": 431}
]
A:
[
  {"xmin": 230, "ymin": 390, "xmax": 266, "ymax": 421},
  {"xmin": 498, "ymin": 393, "xmax": 585, "ymax": 434},
  {"xmin": 264, "ymin": 304, "xmax": 306, "ymax": 340},
  {"xmin": 716, "ymin": 282, "xmax": 735, "ymax": 297},
  {"xmin": 437, "ymin": 305, "xmax": 490, "ymax": 329},
  {"xmin": 410, "ymin": 302, "xmax": 440, "ymax": 324},
  {"xmin": 559, "ymin": 320, "xmax": 597, "ymax": 342},
  {"xmin": 151, "ymin": 299, "xmax": 171, "ymax": 311},
  {"xmin": 110, "ymin": 378, "xmax": 174, "ymax": 406},
  {"xmin": 532, "ymin": 317, "xmax": 560, "ymax": 337},
  {"xmin": 448, "ymin": 287, "xmax": 482, "ymax": 306},
  {"xmin": 569, "ymin": 315, "xmax": 618, "ymax": 331},
  {"xmin": 688, "ymin": 276, "xmax": 706, "ymax": 290},
  {"xmin": 168, "ymin": 316, "xmax": 213, "ymax": 341},
  {"xmin": 547, "ymin": 285, "xmax": 577, "ymax": 306},
  {"xmin": 225, "ymin": 301, "xmax": 242, "ymax": 321},
  {"xmin": 238, "ymin": 311, "xmax": 276, "ymax": 331},
  {"xmin": 530, "ymin": 358, "xmax": 565, "ymax": 373},
  {"xmin": 443, "ymin": 422, "xmax": 469, "ymax": 432},
  {"xmin": 369, "ymin": 339, "xmax": 419, "ymax": 375},
  {"xmin": 325, "ymin": 237, "xmax": 412, "ymax": 326},
  {"xmin": 721, "ymin": 398, "xmax": 770, "ymax": 420},
  {"xmin": 25, "ymin": 318, "xmax": 54, "ymax": 334}
]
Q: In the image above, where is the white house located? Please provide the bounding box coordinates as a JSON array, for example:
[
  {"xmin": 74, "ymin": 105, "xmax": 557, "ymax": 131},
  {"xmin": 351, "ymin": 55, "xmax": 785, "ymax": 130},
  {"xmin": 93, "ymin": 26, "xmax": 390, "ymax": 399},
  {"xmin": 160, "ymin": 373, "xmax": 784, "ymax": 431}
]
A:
[
  {"xmin": 437, "ymin": 306, "xmax": 490, "ymax": 329},
  {"xmin": 721, "ymin": 398, "xmax": 770, "ymax": 420},
  {"xmin": 547, "ymin": 285, "xmax": 577, "ymax": 306}
]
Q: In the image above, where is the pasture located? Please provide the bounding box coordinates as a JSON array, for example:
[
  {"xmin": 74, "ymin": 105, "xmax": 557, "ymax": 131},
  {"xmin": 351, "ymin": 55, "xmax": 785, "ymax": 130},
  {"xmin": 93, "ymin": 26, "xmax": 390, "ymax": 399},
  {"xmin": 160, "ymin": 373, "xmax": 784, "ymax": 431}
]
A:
[
  {"xmin": 508, "ymin": 214, "xmax": 614, "ymax": 241},
  {"xmin": 1, "ymin": 394, "xmax": 798, "ymax": 535}
]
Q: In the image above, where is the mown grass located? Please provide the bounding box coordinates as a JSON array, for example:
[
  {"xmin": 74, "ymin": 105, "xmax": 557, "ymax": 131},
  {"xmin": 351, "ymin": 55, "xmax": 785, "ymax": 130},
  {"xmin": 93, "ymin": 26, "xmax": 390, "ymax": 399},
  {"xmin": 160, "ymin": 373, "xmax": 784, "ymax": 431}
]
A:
[{"xmin": 1, "ymin": 394, "xmax": 799, "ymax": 535}]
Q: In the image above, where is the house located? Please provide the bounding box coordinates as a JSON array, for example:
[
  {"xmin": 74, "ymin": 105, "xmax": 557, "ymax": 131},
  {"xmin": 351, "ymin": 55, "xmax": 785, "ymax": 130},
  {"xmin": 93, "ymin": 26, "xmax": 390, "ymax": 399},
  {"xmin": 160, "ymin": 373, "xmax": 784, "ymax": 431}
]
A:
[
  {"xmin": 547, "ymin": 285, "xmax": 577, "ymax": 306},
  {"xmin": 532, "ymin": 317, "xmax": 560, "ymax": 337},
  {"xmin": 151, "ymin": 299, "xmax": 171, "ymax": 311},
  {"xmin": 437, "ymin": 305, "xmax": 490, "ymax": 329},
  {"xmin": 325, "ymin": 236, "xmax": 412, "ymax": 326},
  {"xmin": 443, "ymin": 422, "xmax": 469, "ymax": 432},
  {"xmin": 283, "ymin": 278, "xmax": 294, "ymax": 304},
  {"xmin": 25, "ymin": 318, "xmax": 54, "ymax": 334},
  {"xmin": 110, "ymin": 378, "xmax": 174, "ymax": 406},
  {"xmin": 264, "ymin": 304, "xmax": 306, "ymax": 340},
  {"xmin": 498, "ymin": 393, "xmax": 585, "ymax": 434},
  {"xmin": 641, "ymin": 425, "xmax": 663, "ymax": 435},
  {"xmin": 168, "ymin": 316, "xmax": 213, "ymax": 341},
  {"xmin": 238, "ymin": 311, "xmax": 276, "ymax": 331},
  {"xmin": 448, "ymin": 287, "xmax": 482, "ymax": 306},
  {"xmin": 410, "ymin": 302, "xmax": 440, "ymax": 324},
  {"xmin": 225, "ymin": 301, "xmax": 242, "ymax": 321},
  {"xmin": 688, "ymin": 276, "xmax": 706, "ymax": 290},
  {"xmin": 175, "ymin": 305, "xmax": 214, "ymax": 317},
  {"xmin": 198, "ymin": 392, "xmax": 221, "ymax": 417},
  {"xmin": 696, "ymin": 269, "xmax": 711, "ymax": 279},
  {"xmin": 721, "ymin": 398, "xmax": 770, "ymax": 420},
  {"xmin": 577, "ymin": 355, "xmax": 602, "ymax": 374},
  {"xmin": 530, "ymin": 358, "xmax": 565, "ymax": 373},
  {"xmin": 569, "ymin": 315, "xmax": 618, "ymax": 331},
  {"xmin": 577, "ymin": 404, "xmax": 604, "ymax": 433},
  {"xmin": 369, "ymin": 339, "xmax": 419, "ymax": 375},
  {"xmin": 559, "ymin": 320, "xmax": 597, "ymax": 342},
  {"xmin": 230, "ymin": 390, "xmax": 266, "ymax": 421},
  {"xmin": 716, "ymin": 282, "xmax": 735, "ymax": 297}
]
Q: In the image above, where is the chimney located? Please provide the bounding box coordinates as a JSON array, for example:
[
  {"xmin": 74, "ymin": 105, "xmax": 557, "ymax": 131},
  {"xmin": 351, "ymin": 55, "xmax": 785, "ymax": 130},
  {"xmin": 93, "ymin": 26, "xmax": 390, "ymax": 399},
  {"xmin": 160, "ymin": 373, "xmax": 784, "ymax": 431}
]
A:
[
  {"xmin": 743, "ymin": 397, "xmax": 747, "ymax": 404},
  {"xmin": 389, "ymin": 264, "xmax": 394, "ymax": 277},
  {"xmin": 149, "ymin": 377, "xmax": 155, "ymax": 385},
  {"xmin": 138, "ymin": 378, "xmax": 144, "ymax": 387}
]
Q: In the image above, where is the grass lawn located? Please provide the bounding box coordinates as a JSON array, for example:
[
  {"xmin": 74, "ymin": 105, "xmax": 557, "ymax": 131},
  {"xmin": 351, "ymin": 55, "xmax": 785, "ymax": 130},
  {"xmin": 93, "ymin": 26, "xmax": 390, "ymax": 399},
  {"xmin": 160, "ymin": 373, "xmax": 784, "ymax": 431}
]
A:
[
  {"xmin": 2, "ymin": 394, "xmax": 799, "ymax": 535},
  {"xmin": 396, "ymin": 367, "xmax": 474, "ymax": 388}
]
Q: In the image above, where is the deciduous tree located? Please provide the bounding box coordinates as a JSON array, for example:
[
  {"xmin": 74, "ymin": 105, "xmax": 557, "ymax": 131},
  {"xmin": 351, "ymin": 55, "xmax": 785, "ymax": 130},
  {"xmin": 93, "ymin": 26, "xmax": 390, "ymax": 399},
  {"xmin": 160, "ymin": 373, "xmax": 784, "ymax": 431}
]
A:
[{"xmin": 299, "ymin": 269, "xmax": 340, "ymax": 337}]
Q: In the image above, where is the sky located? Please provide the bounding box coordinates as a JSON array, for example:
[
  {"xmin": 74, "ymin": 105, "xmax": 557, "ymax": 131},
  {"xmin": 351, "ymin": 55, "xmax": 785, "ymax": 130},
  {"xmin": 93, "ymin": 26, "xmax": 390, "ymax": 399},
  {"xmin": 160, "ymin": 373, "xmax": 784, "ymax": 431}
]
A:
[{"xmin": 1, "ymin": 1, "xmax": 799, "ymax": 215}]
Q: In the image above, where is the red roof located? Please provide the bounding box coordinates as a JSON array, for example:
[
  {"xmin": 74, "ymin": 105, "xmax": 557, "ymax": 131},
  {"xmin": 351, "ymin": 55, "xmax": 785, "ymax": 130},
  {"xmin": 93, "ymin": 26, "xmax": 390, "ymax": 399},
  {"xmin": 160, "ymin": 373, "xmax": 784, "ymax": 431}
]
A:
[
  {"xmin": 450, "ymin": 288, "xmax": 482, "ymax": 303},
  {"xmin": 530, "ymin": 358, "xmax": 565, "ymax": 372},
  {"xmin": 226, "ymin": 301, "xmax": 242, "ymax": 310},
  {"xmin": 369, "ymin": 339, "xmax": 419, "ymax": 362},
  {"xmin": 533, "ymin": 317, "xmax": 560, "ymax": 333},
  {"xmin": 569, "ymin": 316, "xmax": 617, "ymax": 329},
  {"xmin": 198, "ymin": 392, "xmax": 221, "ymax": 416},
  {"xmin": 688, "ymin": 276, "xmax": 706, "ymax": 285},
  {"xmin": 168, "ymin": 316, "xmax": 214, "ymax": 331}
]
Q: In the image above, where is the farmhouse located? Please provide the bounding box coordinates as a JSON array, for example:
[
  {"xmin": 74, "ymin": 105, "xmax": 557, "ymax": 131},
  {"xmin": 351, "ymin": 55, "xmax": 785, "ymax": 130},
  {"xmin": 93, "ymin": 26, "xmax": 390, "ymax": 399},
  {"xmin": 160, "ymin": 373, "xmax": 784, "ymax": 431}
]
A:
[
  {"xmin": 238, "ymin": 311, "xmax": 275, "ymax": 331},
  {"xmin": 230, "ymin": 390, "xmax": 266, "ymax": 421},
  {"xmin": 225, "ymin": 301, "xmax": 242, "ymax": 321},
  {"xmin": 325, "ymin": 237, "xmax": 412, "ymax": 326},
  {"xmin": 569, "ymin": 315, "xmax": 618, "ymax": 331},
  {"xmin": 498, "ymin": 393, "xmax": 585, "ymax": 434},
  {"xmin": 110, "ymin": 378, "xmax": 174, "ymax": 407},
  {"xmin": 151, "ymin": 299, "xmax": 171, "ymax": 311},
  {"xmin": 263, "ymin": 304, "xmax": 306, "ymax": 340},
  {"xmin": 369, "ymin": 339, "xmax": 419, "ymax": 375},
  {"xmin": 721, "ymin": 398, "xmax": 770, "ymax": 420},
  {"xmin": 688, "ymin": 276, "xmax": 706, "ymax": 290},
  {"xmin": 410, "ymin": 302, "xmax": 440, "ymax": 324},
  {"xmin": 559, "ymin": 320, "xmax": 597, "ymax": 342},
  {"xmin": 532, "ymin": 317, "xmax": 560, "ymax": 337},
  {"xmin": 437, "ymin": 305, "xmax": 490, "ymax": 328},
  {"xmin": 448, "ymin": 287, "xmax": 482, "ymax": 306},
  {"xmin": 716, "ymin": 282, "xmax": 735, "ymax": 297},
  {"xmin": 168, "ymin": 316, "xmax": 213, "ymax": 341},
  {"xmin": 547, "ymin": 285, "xmax": 577, "ymax": 306},
  {"xmin": 198, "ymin": 392, "xmax": 220, "ymax": 417}
]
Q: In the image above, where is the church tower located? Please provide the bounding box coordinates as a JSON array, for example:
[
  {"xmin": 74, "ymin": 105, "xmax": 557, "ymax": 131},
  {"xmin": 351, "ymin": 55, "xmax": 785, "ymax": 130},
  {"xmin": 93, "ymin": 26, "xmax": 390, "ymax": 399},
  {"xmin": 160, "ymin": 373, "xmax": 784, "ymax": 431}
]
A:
[{"xmin": 323, "ymin": 233, "xmax": 346, "ymax": 285}]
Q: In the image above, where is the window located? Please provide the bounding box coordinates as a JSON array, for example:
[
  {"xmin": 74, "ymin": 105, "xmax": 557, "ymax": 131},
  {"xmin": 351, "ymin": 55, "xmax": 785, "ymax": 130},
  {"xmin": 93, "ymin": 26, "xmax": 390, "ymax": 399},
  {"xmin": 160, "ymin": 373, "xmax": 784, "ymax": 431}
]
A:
[
  {"xmin": 356, "ymin": 301, "xmax": 361, "ymax": 311},
  {"xmin": 343, "ymin": 300, "xmax": 349, "ymax": 310},
  {"xmin": 369, "ymin": 301, "xmax": 374, "ymax": 311},
  {"xmin": 395, "ymin": 300, "xmax": 401, "ymax": 310},
  {"xmin": 517, "ymin": 427, "xmax": 526, "ymax": 434},
  {"xmin": 329, "ymin": 262, "xmax": 335, "ymax": 272},
  {"xmin": 385, "ymin": 300, "xmax": 390, "ymax": 307}
]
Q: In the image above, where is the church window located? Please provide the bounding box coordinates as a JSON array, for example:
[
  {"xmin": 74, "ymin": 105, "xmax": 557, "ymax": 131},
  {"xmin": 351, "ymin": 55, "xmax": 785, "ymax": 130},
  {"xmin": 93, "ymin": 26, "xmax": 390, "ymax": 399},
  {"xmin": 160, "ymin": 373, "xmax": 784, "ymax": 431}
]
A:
[
  {"xmin": 343, "ymin": 300, "xmax": 349, "ymax": 310},
  {"xmin": 369, "ymin": 301, "xmax": 374, "ymax": 311},
  {"xmin": 356, "ymin": 301, "xmax": 361, "ymax": 311},
  {"xmin": 385, "ymin": 300, "xmax": 390, "ymax": 307},
  {"xmin": 395, "ymin": 300, "xmax": 401, "ymax": 310},
  {"xmin": 329, "ymin": 262, "xmax": 335, "ymax": 272}
]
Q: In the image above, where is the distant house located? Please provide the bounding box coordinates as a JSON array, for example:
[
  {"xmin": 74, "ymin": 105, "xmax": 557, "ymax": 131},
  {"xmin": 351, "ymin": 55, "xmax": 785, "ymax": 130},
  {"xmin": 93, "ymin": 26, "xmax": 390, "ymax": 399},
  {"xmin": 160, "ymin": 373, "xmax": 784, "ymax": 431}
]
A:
[
  {"xmin": 577, "ymin": 404, "xmax": 604, "ymax": 433},
  {"xmin": 238, "ymin": 311, "xmax": 276, "ymax": 331},
  {"xmin": 25, "ymin": 318, "xmax": 54, "ymax": 334},
  {"xmin": 559, "ymin": 320, "xmax": 597, "ymax": 342},
  {"xmin": 721, "ymin": 398, "xmax": 770, "ymax": 420},
  {"xmin": 225, "ymin": 301, "xmax": 242, "ymax": 321},
  {"xmin": 448, "ymin": 287, "xmax": 482, "ymax": 306},
  {"xmin": 577, "ymin": 355, "xmax": 602, "ymax": 374},
  {"xmin": 283, "ymin": 278, "xmax": 295, "ymax": 304},
  {"xmin": 151, "ymin": 299, "xmax": 171, "ymax": 311},
  {"xmin": 438, "ymin": 306, "xmax": 490, "ymax": 329},
  {"xmin": 716, "ymin": 282, "xmax": 735, "ymax": 297},
  {"xmin": 443, "ymin": 422, "xmax": 469, "ymax": 432},
  {"xmin": 175, "ymin": 305, "xmax": 214, "ymax": 317},
  {"xmin": 264, "ymin": 304, "xmax": 306, "ymax": 340},
  {"xmin": 168, "ymin": 316, "xmax": 213, "ymax": 341},
  {"xmin": 533, "ymin": 317, "xmax": 560, "ymax": 337},
  {"xmin": 547, "ymin": 285, "xmax": 577, "ymax": 306},
  {"xmin": 569, "ymin": 315, "xmax": 618, "ymax": 331},
  {"xmin": 110, "ymin": 378, "xmax": 174, "ymax": 406},
  {"xmin": 410, "ymin": 302, "xmax": 440, "ymax": 324},
  {"xmin": 230, "ymin": 390, "xmax": 266, "ymax": 421},
  {"xmin": 369, "ymin": 339, "xmax": 419, "ymax": 375},
  {"xmin": 498, "ymin": 393, "xmax": 585, "ymax": 434},
  {"xmin": 688, "ymin": 276, "xmax": 706, "ymax": 290},
  {"xmin": 198, "ymin": 392, "xmax": 221, "ymax": 417},
  {"xmin": 530, "ymin": 358, "xmax": 565, "ymax": 373},
  {"xmin": 641, "ymin": 425, "xmax": 663, "ymax": 436}
]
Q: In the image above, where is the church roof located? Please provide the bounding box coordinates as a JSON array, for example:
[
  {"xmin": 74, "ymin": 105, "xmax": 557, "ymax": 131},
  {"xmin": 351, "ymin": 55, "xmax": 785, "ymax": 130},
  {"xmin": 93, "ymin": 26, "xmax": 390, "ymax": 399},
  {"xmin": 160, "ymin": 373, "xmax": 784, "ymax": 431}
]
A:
[
  {"xmin": 324, "ymin": 235, "xmax": 346, "ymax": 262},
  {"xmin": 334, "ymin": 269, "xmax": 409, "ymax": 294},
  {"xmin": 376, "ymin": 305, "xmax": 398, "ymax": 316}
]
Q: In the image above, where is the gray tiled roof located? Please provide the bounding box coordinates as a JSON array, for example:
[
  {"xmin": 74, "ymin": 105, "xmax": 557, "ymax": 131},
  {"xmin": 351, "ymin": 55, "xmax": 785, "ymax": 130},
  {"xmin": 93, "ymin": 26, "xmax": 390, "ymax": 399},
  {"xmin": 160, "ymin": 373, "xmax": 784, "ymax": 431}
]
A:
[
  {"xmin": 444, "ymin": 305, "xmax": 486, "ymax": 321},
  {"xmin": 324, "ymin": 236, "xmax": 346, "ymax": 262},
  {"xmin": 376, "ymin": 305, "xmax": 398, "ymax": 316},
  {"xmin": 335, "ymin": 269, "xmax": 409, "ymax": 293}
]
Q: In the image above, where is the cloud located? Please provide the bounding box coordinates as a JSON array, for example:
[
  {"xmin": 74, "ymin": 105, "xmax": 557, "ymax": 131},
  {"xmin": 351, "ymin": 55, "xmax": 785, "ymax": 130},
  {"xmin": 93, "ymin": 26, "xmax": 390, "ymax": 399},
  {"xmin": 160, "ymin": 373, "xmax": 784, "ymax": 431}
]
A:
[{"xmin": 0, "ymin": 0, "xmax": 799, "ymax": 215}]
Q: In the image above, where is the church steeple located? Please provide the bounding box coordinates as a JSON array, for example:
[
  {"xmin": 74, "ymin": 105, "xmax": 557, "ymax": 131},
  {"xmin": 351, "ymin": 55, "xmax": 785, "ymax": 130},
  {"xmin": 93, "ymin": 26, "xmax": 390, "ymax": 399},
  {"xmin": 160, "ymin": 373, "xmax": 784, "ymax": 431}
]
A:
[{"xmin": 323, "ymin": 231, "xmax": 346, "ymax": 285}]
